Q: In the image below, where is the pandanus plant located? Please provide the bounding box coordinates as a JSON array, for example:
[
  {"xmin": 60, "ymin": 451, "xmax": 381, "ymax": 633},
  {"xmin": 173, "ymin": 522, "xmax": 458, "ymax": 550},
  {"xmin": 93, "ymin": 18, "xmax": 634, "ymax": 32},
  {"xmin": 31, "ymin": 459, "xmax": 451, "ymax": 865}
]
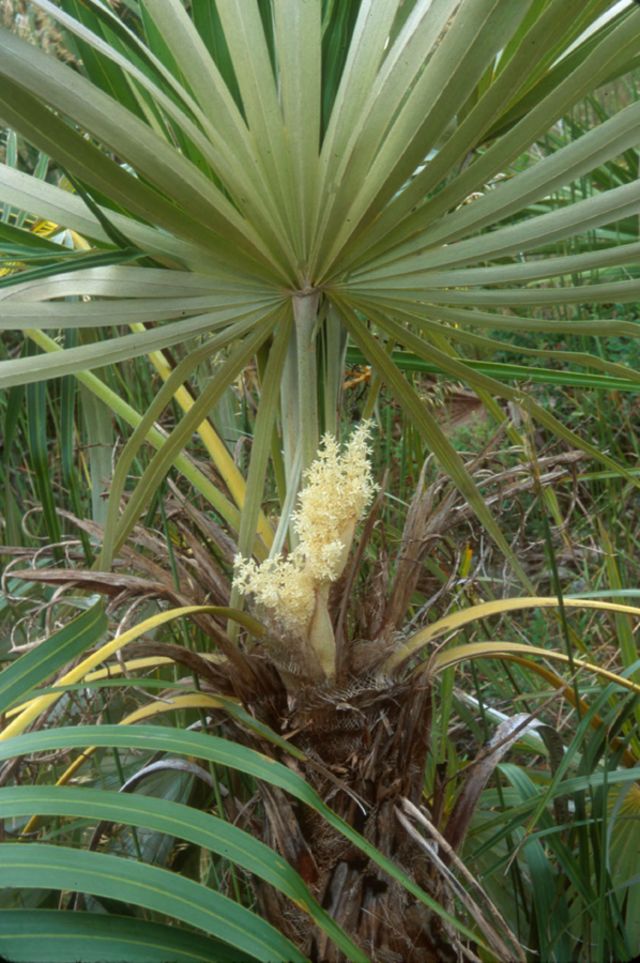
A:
[{"xmin": 2, "ymin": 0, "xmax": 640, "ymax": 960}]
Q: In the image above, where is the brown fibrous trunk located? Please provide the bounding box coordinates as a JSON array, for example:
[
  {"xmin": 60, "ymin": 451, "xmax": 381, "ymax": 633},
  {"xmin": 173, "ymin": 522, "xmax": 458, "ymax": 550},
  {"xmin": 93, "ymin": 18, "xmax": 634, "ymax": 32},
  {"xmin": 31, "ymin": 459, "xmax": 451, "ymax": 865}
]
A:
[{"xmin": 237, "ymin": 667, "xmax": 460, "ymax": 963}]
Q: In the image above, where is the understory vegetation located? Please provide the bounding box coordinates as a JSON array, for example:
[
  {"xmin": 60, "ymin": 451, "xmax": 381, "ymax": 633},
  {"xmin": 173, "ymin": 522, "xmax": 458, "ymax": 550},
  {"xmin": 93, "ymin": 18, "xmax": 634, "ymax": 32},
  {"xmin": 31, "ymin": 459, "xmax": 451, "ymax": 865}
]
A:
[{"xmin": 1, "ymin": 2, "xmax": 640, "ymax": 962}]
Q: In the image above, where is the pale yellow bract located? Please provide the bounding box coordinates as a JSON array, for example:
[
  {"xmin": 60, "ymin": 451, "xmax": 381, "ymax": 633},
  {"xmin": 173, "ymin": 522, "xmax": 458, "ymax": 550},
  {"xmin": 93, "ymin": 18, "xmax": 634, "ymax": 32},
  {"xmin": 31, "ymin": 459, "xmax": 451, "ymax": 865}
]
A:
[{"xmin": 233, "ymin": 422, "xmax": 376, "ymax": 643}]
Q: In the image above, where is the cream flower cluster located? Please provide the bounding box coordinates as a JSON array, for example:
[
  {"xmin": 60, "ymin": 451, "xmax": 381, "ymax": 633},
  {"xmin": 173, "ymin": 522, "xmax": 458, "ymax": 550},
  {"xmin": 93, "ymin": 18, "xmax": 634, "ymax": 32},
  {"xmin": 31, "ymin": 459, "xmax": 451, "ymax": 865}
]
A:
[
  {"xmin": 233, "ymin": 422, "xmax": 376, "ymax": 639},
  {"xmin": 232, "ymin": 549, "xmax": 315, "ymax": 638}
]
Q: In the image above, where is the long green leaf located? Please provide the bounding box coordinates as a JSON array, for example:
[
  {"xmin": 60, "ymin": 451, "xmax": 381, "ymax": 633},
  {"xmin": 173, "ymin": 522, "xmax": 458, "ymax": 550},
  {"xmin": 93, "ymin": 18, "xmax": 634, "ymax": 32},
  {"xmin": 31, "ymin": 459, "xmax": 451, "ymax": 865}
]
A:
[
  {"xmin": 0, "ymin": 910, "xmax": 243, "ymax": 963},
  {"xmin": 346, "ymin": 3, "xmax": 640, "ymax": 273},
  {"xmin": 237, "ymin": 313, "xmax": 293, "ymax": 560},
  {"xmin": 403, "ymin": 302, "xmax": 640, "ymax": 338},
  {"xmin": 25, "ymin": 374, "xmax": 62, "ymax": 551},
  {"xmin": 353, "ymin": 238, "xmax": 640, "ymax": 288},
  {"xmin": 0, "ymin": 725, "xmax": 482, "ymax": 948},
  {"xmin": 20, "ymin": 329, "xmax": 244, "ymax": 530},
  {"xmin": 3, "ymin": 264, "xmax": 271, "ymax": 300},
  {"xmin": 272, "ymin": 0, "xmax": 321, "ymax": 261},
  {"xmin": 0, "ymin": 292, "xmax": 270, "ymax": 330},
  {"xmin": 0, "ymin": 844, "xmax": 304, "ymax": 963},
  {"xmin": 0, "ymin": 79, "xmax": 268, "ymax": 278},
  {"xmin": 359, "ymin": 178, "xmax": 640, "ymax": 279},
  {"xmin": 102, "ymin": 316, "xmax": 279, "ymax": 565},
  {"xmin": 351, "ymin": 297, "xmax": 640, "ymax": 490},
  {"xmin": 359, "ymin": 278, "xmax": 640, "ymax": 307},
  {"xmin": 346, "ymin": 348, "xmax": 640, "ymax": 392},
  {"xmin": 0, "ymin": 786, "xmax": 368, "ymax": 962},
  {"xmin": 0, "ymin": 28, "xmax": 279, "ymax": 273},
  {"xmin": 318, "ymin": 0, "xmax": 530, "ymax": 276},
  {"xmin": 0, "ymin": 304, "xmax": 277, "ymax": 388},
  {"xmin": 335, "ymin": 296, "xmax": 531, "ymax": 587},
  {"xmin": 214, "ymin": 0, "xmax": 296, "ymax": 258},
  {"xmin": 0, "ymin": 602, "xmax": 106, "ymax": 715},
  {"xmin": 0, "ymin": 163, "xmax": 213, "ymax": 271}
]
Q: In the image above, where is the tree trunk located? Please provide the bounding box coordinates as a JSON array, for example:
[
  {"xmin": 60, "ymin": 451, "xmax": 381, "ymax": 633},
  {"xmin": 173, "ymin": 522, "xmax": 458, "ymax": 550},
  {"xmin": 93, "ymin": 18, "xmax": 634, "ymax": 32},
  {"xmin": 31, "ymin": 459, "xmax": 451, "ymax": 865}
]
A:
[{"xmin": 245, "ymin": 673, "xmax": 461, "ymax": 962}]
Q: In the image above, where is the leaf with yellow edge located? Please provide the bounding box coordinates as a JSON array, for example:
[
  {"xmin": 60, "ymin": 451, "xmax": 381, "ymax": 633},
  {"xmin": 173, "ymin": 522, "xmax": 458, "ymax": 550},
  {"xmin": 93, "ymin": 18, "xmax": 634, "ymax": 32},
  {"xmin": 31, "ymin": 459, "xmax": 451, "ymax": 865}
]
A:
[
  {"xmin": 32, "ymin": 676, "xmax": 364, "ymax": 843},
  {"xmin": 48, "ymin": 689, "xmax": 314, "ymax": 799},
  {"xmin": 430, "ymin": 640, "xmax": 640, "ymax": 698},
  {"xmin": 386, "ymin": 596, "xmax": 640, "ymax": 672},
  {"xmin": 1, "ymin": 605, "xmax": 265, "ymax": 741},
  {"xmin": 21, "ymin": 692, "xmax": 229, "ymax": 836},
  {"xmin": 119, "ymin": 692, "xmax": 227, "ymax": 724},
  {"xmin": 2, "ymin": 656, "xmax": 177, "ymax": 720},
  {"xmin": 85, "ymin": 655, "xmax": 176, "ymax": 678},
  {"xmin": 499, "ymin": 654, "xmax": 637, "ymax": 767}
]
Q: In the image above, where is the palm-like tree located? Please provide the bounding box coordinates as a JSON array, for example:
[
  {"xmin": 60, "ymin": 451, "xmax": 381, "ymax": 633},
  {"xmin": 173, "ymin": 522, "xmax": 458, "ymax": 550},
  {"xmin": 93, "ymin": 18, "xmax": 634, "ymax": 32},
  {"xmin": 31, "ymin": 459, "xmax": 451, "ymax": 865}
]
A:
[{"xmin": 2, "ymin": 1, "xmax": 640, "ymax": 960}]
